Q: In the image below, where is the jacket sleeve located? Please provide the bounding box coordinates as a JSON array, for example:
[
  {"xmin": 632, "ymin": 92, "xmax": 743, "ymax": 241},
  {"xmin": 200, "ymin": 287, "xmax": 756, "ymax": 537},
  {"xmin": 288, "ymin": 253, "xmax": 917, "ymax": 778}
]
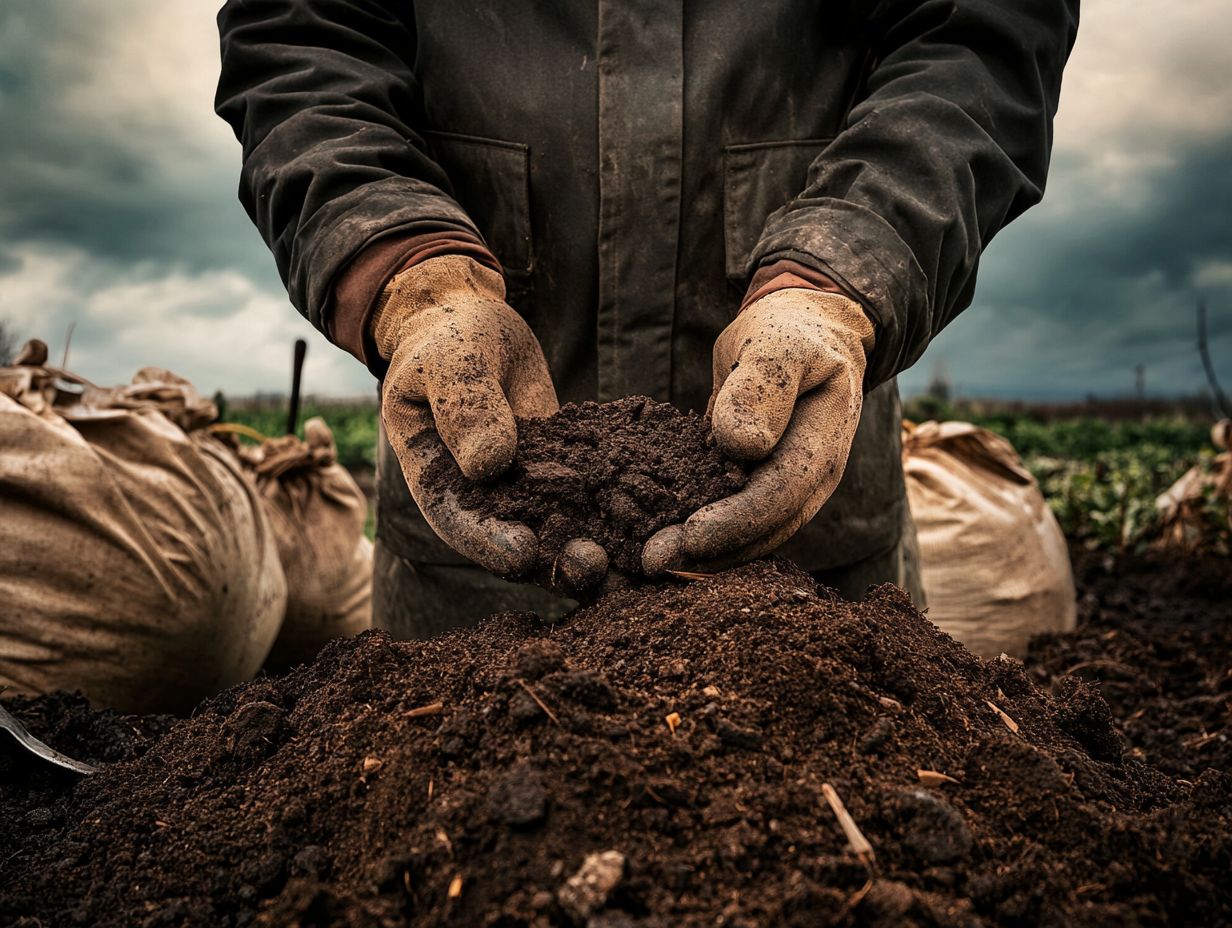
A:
[
  {"xmin": 749, "ymin": 0, "xmax": 1079, "ymax": 387},
  {"xmin": 215, "ymin": 0, "xmax": 482, "ymax": 334}
]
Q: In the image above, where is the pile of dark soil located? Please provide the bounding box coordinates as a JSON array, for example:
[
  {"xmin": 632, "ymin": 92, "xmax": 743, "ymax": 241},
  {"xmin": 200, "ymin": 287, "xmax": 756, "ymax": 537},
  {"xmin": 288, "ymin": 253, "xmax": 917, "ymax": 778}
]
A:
[
  {"xmin": 432, "ymin": 396, "xmax": 747, "ymax": 576},
  {"xmin": 3, "ymin": 560, "xmax": 1229, "ymax": 927},
  {"xmin": 1026, "ymin": 549, "xmax": 1232, "ymax": 779},
  {"xmin": 0, "ymin": 693, "xmax": 174, "ymax": 854}
]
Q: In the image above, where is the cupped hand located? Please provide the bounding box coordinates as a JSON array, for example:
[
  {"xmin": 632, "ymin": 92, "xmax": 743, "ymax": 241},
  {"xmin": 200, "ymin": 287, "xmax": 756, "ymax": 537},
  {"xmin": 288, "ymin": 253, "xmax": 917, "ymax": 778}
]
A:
[
  {"xmin": 642, "ymin": 288, "xmax": 874, "ymax": 574},
  {"xmin": 377, "ymin": 255, "xmax": 611, "ymax": 592},
  {"xmin": 377, "ymin": 255, "xmax": 557, "ymax": 577}
]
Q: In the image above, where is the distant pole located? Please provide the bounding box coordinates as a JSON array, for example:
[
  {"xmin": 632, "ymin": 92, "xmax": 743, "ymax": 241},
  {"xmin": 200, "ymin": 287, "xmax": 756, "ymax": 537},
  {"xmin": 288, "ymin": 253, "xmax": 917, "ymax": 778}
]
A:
[
  {"xmin": 1134, "ymin": 364, "xmax": 1145, "ymax": 400},
  {"xmin": 287, "ymin": 338, "xmax": 307, "ymax": 435}
]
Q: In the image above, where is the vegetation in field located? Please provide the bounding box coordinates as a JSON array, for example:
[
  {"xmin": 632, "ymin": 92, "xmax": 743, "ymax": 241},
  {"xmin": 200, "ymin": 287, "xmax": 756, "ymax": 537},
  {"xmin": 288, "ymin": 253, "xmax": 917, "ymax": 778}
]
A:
[
  {"xmin": 904, "ymin": 396, "xmax": 1226, "ymax": 551},
  {"xmin": 1029, "ymin": 447, "xmax": 1224, "ymax": 551},
  {"xmin": 221, "ymin": 400, "xmax": 379, "ymax": 471}
]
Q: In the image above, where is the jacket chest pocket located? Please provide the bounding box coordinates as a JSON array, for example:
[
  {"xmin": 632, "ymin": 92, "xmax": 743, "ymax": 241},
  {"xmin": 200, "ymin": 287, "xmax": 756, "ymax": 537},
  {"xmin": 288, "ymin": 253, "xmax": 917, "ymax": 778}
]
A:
[
  {"xmin": 723, "ymin": 138, "xmax": 832, "ymax": 280},
  {"xmin": 423, "ymin": 130, "xmax": 534, "ymax": 302}
]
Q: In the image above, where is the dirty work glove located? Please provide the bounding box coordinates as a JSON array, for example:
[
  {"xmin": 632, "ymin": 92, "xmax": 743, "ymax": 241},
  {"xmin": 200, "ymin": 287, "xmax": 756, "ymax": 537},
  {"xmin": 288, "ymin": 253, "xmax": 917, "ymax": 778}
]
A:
[
  {"xmin": 376, "ymin": 255, "xmax": 551, "ymax": 577},
  {"xmin": 375, "ymin": 255, "xmax": 607, "ymax": 591},
  {"xmin": 643, "ymin": 288, "xmax": 874, "ymax": 573}
]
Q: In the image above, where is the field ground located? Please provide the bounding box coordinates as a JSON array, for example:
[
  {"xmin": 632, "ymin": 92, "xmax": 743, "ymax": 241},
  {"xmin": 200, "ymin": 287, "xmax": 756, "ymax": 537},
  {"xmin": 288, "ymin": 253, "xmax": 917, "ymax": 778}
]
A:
[
  {"xmin": 1, "ymin": 398, "xmax": 1228, "ymax": 924},
  {"xmin": 3, "ymin": 547, "xmax": 1228, "ymax": 925}
]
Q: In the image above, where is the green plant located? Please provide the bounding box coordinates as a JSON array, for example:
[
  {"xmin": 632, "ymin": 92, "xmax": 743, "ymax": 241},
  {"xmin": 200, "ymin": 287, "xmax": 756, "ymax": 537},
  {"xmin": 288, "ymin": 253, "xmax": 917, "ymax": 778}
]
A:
[
  {"xmin": 1025, "ymin": 446, "xmax": 1217, "ymax": 551},
  {"xmin": 222, "ymin": 403, "xmax": 379, "ymax": 471}
]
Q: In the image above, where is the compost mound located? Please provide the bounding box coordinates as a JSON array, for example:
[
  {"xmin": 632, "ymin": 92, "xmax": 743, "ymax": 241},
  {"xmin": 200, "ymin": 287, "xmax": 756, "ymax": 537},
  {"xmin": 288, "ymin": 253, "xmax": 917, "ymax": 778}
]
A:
[
  {"xmin": 0, "ymin": 693, "xmax": 174, "ymax": 859},
  {"xmin": 3, "ymin": 561, "xmax": 1230, "ymax": 927},
  {"xmin": 431, "ymin": 396, "xmax": 747, "ymax": 576}
]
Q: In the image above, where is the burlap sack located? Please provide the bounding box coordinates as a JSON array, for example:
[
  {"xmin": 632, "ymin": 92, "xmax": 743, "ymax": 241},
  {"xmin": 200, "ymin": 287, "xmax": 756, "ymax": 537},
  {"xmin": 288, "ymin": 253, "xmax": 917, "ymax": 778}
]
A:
[
  {"xmin": 236, "ymin": 417, "xmax": 372, "ymax": 668},
  {"xmin": 902, "ymin": 420, "xmax": 1076, "ymax": 658},
  {"xmin": 0, "ymin": 342, "xmax": 286, "ymax": 713}
]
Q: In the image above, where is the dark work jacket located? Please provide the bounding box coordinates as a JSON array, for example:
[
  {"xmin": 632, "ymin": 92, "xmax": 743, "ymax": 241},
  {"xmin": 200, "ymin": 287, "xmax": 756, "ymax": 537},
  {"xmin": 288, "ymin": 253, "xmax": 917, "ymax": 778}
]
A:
[{"xmin": 216, "ymin": 0, "xmax": 1078, "ymax": 570}]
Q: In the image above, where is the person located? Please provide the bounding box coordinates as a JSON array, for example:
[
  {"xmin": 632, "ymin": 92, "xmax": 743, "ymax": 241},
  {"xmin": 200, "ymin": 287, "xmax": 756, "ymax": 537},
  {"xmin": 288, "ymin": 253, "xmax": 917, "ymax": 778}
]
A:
[{"xmin": 216, "ymin": 0, "xmax": 1079, "ymax": 637}]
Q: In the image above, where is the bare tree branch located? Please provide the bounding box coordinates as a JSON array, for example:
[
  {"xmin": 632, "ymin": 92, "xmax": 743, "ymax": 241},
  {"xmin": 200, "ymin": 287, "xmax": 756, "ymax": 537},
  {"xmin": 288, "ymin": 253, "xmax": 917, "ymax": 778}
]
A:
[{"xmin": 1197, "ymin": 300, "xmax": 1231, "ymax": 419}]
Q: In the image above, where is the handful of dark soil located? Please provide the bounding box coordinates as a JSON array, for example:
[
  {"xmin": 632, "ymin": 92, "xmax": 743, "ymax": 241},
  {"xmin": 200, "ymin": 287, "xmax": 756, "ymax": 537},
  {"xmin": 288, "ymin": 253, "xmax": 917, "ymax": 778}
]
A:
[
  {"xmin": 3, "ymin": 560, "xmax": 1229, "ymax": 927},
  {"xmin": 433, "ymin": 396, "xmax": 747, "ymax": 577}
]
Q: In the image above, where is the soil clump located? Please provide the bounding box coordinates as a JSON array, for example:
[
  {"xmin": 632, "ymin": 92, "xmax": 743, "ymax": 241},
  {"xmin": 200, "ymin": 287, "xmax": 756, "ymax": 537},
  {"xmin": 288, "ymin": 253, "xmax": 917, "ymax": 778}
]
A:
[
  {"xmin": 3, "ymin": 559, "xmax": 1229, "ymax": 927},
  {"xmin": 432, "ymin": 396, "xmax": 747, "ymax": 577}
]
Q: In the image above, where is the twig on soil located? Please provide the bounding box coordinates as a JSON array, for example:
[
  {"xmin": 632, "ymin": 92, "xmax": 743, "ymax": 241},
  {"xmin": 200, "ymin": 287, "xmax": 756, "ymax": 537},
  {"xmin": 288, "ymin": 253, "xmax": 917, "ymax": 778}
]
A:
[
  {"xmin": 407, "ymin": 701, "xmax": 445, "ymax": 719},
  {"xmin": 1061, "ymin": 659, "xmax": 1140, "ymax": 679},
  {"xmin": 985, "ymin": 700, "xmax": 1020, "ymax": 733},
  {"xmin": 435, "ymin": 828, "xmax": 453, "ymax": 856},
  {"xmin": 821, "ymin": 782, "xmax": 876, "ymax": 869},
  {"xmin": 517, "ymin": 680, "xmax": 561, "ymax": 725},
  {"xmin": 837, "ymin": 879, "xmax": 874, "ymax": 918},
  {"xmin": 916, "ymin": 769, "xmax": 960, "ymax": 787},
  {"xmin": 1183, "ymin": 731, "xmax": 1223, "ymax": 750},
  {"xmin": 667, "ymin": 569, "xmax": 715, "ymax": 581}
]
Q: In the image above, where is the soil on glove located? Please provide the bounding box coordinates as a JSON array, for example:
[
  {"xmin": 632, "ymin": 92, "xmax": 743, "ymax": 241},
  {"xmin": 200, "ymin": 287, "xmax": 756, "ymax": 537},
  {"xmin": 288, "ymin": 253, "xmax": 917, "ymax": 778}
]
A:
[
  {"xmin": 432, "ymin": 396, "xmax": 747, "ymax": 577},
  {"xmin": 1026, "ymin": 548, "xmax": 1232, "ymax": 779},
  {"xmin": 3, "ymin": 560, "xmax": 1229, "ymax": 928}
]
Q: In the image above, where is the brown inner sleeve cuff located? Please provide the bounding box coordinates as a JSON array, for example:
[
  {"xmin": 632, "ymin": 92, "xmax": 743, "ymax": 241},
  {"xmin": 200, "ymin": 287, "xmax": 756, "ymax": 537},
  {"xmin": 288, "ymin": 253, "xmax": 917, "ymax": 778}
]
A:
[
  {"xmin": 739, "ymin": 260, "xmax": 847, "ymax": 313},
  {"xmin": 329, "ymin": 232, "xmax": 500, "ymax": 372}
]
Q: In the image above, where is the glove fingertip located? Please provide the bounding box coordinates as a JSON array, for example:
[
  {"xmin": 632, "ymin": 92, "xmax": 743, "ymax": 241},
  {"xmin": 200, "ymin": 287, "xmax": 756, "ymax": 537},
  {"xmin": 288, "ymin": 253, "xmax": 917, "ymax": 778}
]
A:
[
  {"xmin": 486, "ymin": 523, "xmax": 539, "ymax": 578},
  {"xmin": 713, "ymin": 418, "xmax": 777, "ymax": 462},
  {"xmin": 555, "ymin": 538, "xmax": 608, "ymax": 594},
  {"xmin": 681, "ymin": 502, "xmax": 750, "ymax": 563},
  {"xmin": 642, "ymin": 524, "xmax": 686, "ymax": 576},
  {"xmin": 456, "ymin": 427, "xmax": 517, "ymax": 480},
  {"xmin": 711, "ymin": 383, "xmax": 783, "ymax": 462}
]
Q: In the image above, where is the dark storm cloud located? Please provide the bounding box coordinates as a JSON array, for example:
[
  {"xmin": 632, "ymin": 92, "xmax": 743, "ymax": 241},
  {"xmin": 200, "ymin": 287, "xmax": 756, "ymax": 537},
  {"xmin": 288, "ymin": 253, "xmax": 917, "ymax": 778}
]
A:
[
  {"xmin": 0, "ymin": 2, "xmax": 374, "ymax": 394},
  {"xmin": 0, "ymin": 0, "xmax": 1228, "ymax": 398},
  {"xmin": 3, "ymin": 159, "xmax": 266, "ymax": 281},
  {"xmin": 997, "ymin": 138, "xmax": 1232, "ymax": 298},
  {"xmin": 0, "ymin": 2, "xmax": 272, "ymax": 284},
  {"xmin": 900, "ymin": 130, "xmax": 1232, "ymax": 399}
]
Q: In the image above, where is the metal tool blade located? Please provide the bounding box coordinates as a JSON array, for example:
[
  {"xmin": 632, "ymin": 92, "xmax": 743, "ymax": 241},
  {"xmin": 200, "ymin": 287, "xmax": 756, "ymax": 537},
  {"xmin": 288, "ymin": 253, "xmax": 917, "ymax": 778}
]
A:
[{"xmin": 0, "ymin": 703, "xmax": 99, "ymax": 775}]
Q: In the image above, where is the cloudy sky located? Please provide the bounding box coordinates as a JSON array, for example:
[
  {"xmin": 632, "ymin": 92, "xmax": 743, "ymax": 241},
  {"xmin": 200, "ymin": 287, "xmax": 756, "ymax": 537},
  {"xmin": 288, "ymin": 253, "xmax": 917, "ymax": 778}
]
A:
[{"xmin": 1, "ymin": 1, "xmax": 1229, "ymax": 400}]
